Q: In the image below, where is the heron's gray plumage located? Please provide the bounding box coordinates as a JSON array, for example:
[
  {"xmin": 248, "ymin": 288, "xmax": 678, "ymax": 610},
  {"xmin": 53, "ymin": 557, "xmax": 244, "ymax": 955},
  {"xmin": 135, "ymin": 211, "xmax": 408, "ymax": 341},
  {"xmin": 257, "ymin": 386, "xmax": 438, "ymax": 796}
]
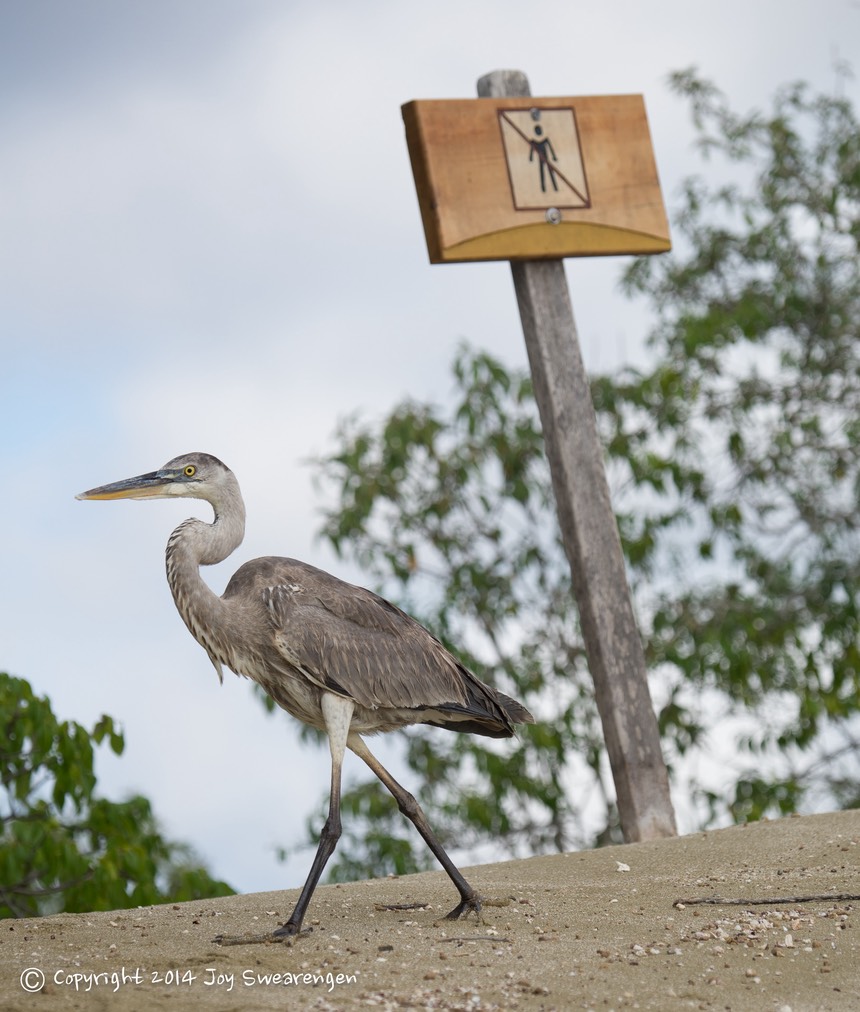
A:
[{"xmin": 77, "ymin": 451, "xmax": 534, "ymax": 941}]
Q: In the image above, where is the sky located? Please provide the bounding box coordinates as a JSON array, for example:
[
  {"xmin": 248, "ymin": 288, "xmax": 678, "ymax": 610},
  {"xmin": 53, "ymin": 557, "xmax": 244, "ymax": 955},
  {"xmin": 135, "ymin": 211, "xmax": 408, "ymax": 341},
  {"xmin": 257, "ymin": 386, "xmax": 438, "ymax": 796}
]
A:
[{"xmin": 2, "ymin": 0, "xmax": 859, "ymax": 897}]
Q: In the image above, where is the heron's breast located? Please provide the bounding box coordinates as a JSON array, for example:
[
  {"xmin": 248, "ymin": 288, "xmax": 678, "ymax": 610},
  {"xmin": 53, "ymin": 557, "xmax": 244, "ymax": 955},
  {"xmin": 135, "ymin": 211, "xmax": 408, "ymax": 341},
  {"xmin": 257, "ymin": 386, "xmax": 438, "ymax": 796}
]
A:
[{"xmin": 233, "ymin": 655, "xmax": 328, "ymax": 731}]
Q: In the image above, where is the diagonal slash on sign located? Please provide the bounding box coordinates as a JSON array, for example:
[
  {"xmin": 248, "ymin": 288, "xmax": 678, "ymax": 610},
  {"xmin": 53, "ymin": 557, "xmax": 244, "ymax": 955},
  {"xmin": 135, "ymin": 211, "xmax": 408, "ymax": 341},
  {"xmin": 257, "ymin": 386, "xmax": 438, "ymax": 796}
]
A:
[{"xmin": 499, "ymin": 110, "xmax": 589, "ymax": 205}]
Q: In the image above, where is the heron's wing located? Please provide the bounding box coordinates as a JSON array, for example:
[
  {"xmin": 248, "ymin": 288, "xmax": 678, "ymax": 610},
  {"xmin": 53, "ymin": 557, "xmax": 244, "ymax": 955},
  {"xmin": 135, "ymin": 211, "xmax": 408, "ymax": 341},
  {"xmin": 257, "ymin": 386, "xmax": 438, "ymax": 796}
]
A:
[
  {"xmin": 264, "ymin": 579, "xmax": 465, "ymax": 709},
  {"xmin": 254, "ymin": 561, "xmax": 529, "ymax": 734}
]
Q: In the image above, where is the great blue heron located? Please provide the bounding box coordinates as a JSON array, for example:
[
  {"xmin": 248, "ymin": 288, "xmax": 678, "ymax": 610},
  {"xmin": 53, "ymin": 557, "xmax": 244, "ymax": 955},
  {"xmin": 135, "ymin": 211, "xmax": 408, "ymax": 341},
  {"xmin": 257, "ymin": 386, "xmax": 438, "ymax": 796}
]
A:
[{"xmin": 77, "ymin": 452, "xmax": 534, "ymax": 941}]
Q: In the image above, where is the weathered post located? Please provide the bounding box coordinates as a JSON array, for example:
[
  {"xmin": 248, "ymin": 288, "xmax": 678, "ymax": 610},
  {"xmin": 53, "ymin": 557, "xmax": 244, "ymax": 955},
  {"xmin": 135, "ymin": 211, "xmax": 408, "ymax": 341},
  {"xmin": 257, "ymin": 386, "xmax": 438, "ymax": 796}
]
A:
[{"xmin": 476, "ymin": 70, "xmax": 675, "ymax": 841}]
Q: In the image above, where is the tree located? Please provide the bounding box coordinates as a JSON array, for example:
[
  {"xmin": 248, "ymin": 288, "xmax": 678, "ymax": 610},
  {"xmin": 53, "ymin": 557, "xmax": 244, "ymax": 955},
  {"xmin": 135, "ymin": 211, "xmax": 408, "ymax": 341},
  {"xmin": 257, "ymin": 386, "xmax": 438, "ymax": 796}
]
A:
[
  {"xmin": 304, "ymin": 71, "xmax": 860, "ymax": 879},
  {"xmin": 607, "ymin": 69, "xmax": 860, "ymax": 822},
  {"xmin": 0, "ymin": 672, "xmax": 233, "ymax": 918}
]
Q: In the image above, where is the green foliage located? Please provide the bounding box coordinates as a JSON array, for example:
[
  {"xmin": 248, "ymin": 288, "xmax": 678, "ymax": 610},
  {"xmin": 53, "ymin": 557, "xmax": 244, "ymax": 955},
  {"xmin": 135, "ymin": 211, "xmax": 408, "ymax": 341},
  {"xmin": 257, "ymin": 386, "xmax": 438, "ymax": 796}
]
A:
[
  {"xmin": 0, "ymin": 672, "xmax": 233, "ymax": 918},
  {"xmin": 612, "ymin": 68, "xmax": 860, "ymax": 746},
  {"xmin": 305, "ymin": 71, "xmax": 859, "ymax": 879}
]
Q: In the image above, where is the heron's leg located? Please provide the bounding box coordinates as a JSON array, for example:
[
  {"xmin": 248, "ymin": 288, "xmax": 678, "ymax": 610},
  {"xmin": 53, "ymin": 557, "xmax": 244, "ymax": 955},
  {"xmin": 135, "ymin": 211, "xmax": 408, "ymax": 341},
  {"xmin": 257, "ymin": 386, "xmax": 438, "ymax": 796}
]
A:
[
  {"xmin": 347, "ymin": 733, "xmax": 481, "ymax": 921},
  {"xmin": 272, "ymin": 693, "xmax": 355, "ymax": 938}
]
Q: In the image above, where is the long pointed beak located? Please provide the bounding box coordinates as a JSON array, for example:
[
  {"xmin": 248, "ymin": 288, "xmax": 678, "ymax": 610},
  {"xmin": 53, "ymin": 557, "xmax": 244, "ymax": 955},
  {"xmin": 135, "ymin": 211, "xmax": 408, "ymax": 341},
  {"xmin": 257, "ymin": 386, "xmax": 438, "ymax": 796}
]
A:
[{"xmin": 76, "ymin": 470, "xmax": 176, "ymax": 501}]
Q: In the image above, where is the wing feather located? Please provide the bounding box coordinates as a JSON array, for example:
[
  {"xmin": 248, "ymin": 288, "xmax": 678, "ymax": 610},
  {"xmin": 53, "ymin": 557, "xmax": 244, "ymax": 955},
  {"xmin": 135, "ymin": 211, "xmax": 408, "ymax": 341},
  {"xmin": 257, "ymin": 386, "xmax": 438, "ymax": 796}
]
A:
[{"xmin": 266, "ymin": 579, "xmax": 470, "ymax": 711}]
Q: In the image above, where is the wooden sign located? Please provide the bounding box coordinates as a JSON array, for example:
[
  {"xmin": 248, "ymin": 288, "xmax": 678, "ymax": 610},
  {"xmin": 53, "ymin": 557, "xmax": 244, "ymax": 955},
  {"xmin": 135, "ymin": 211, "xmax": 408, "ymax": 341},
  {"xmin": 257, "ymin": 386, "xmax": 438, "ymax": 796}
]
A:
[{"xmin": 402, "ymin": 94, "xmax": 671, "ymax": 264}]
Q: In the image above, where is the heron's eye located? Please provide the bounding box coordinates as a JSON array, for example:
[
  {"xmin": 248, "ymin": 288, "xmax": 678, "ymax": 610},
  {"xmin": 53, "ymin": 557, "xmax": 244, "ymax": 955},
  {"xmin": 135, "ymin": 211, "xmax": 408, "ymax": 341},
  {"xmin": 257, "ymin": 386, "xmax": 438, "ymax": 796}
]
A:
[{"xmin": 184, "ymin": 465, "xmax": 197, "ymax": 478}]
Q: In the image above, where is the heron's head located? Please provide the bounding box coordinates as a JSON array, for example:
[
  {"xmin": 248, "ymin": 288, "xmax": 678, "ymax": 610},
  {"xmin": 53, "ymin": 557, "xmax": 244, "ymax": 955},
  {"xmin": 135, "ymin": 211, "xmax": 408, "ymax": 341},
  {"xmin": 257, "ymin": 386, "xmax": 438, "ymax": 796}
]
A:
[{"xmin": 76, "ymin": 452, "xmax": 235, "ymax": 503}]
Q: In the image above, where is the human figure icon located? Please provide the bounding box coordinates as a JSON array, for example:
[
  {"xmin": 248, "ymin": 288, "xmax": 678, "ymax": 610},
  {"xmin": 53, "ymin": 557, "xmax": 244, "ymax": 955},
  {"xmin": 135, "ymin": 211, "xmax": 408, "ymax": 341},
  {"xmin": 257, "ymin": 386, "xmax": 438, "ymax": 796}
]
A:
[{"xmin": 529, "ymin": 125, "xmax": 559, "ymax": 192}]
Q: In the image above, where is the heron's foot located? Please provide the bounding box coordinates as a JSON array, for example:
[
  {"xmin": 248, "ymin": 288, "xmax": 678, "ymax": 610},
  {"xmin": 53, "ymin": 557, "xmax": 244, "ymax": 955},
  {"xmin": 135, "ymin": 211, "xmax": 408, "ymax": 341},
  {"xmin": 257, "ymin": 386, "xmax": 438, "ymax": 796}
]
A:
[
  {"xmin": 213, "ymin": 922, "xmax": 311, "ymax": 946},
  {"xmin": 272, "ymin": 920, "xmax": 310, "ymax": 941},
  {"xmin": 444, "ymin": 892, "xmax": 484, "ymax": 923}
]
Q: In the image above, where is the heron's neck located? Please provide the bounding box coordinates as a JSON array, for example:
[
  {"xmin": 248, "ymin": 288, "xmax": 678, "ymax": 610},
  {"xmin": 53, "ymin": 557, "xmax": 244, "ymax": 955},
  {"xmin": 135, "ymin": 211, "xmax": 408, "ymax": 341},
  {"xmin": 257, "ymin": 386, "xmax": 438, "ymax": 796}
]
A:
[{"xmin": 164, "ymin": 488, "xmax": 246, "ymax": 659}]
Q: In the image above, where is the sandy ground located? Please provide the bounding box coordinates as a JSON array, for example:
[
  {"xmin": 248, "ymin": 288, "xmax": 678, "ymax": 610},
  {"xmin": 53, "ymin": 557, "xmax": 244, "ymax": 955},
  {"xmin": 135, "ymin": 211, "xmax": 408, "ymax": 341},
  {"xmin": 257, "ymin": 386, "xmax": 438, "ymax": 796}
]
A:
[{"xmin": 1, "ymin": 809, "xmax": 858, "ymax": 1011}]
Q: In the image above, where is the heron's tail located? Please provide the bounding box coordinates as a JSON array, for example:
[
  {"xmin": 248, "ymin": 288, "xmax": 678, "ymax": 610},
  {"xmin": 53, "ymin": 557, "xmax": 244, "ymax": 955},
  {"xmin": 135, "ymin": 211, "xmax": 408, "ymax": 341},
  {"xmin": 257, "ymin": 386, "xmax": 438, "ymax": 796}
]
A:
[
  {"xmin": 423, "ymin": 685, "xmax": 535, "ymax": 739},
  {"xmin": 497, "ymin": 691, "xmax": 535, "ymax": 727}
]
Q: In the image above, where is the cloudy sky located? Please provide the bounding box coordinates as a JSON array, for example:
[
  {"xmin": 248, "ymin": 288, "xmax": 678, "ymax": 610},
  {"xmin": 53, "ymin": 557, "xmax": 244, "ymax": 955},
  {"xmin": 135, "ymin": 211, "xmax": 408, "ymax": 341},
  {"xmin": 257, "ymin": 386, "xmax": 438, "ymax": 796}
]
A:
[{"xmin": 2, "ymin": 0, "xmax": 858, "ymax": 896}]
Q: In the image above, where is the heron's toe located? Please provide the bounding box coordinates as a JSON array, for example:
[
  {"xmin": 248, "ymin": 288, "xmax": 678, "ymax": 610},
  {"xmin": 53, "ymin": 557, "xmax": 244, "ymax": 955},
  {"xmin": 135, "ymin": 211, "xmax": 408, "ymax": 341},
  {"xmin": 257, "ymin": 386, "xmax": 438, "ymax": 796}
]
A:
[
  {"xmin": 212, "ymin": 921, "xmax": 311, "ymax": 945},
  {"xmin": 271, "ymin": 920, "xmax": 310, "ymax": 940}
]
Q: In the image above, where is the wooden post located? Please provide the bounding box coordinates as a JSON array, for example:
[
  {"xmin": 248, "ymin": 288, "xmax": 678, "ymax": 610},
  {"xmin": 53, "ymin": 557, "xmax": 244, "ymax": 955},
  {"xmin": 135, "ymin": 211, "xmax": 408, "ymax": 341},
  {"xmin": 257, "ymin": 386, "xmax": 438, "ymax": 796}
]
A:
[{"xmin": 478, "ymin": 70, "xmax": 676, "ymax": 842}]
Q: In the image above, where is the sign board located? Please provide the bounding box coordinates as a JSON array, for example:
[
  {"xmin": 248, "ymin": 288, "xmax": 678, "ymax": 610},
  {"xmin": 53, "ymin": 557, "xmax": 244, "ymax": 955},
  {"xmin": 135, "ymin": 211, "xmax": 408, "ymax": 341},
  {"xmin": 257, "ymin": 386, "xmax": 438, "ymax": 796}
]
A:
[{"xmin": 402, "ymin": 94, "xmax": 671, "ymax": 264}]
